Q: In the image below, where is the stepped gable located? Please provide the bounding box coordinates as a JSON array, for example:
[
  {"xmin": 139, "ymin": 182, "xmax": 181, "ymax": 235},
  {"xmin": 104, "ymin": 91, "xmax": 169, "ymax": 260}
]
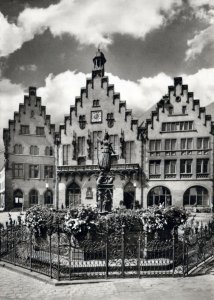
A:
[
  {"xmin": 59, "ymin": 50, "xmax": 139, "ymax": 138},
  {"xmin": 139, "ymin": 77, "xmax": 213, "ymax": 138},
  {"xmin": 3, "ymin": 86, "xmax": 55, "ymax": 148}
]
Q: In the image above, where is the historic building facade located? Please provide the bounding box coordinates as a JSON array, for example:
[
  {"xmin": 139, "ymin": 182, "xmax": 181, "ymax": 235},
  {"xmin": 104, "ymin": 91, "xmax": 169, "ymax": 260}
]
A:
[
  {"xmin": 3, "ymin": 87, "xmax": 56, "ymax": 210},
  {"xmin": 56, "ymin": 50, "xmax": 141, "ymax": 210},
  {"xmin": 140, "ymin": 77, "xmax": 214, "ymax": 213},
  {"xmin": 2, "ymin": 51, "xmax": 214, "ymax": 212}
]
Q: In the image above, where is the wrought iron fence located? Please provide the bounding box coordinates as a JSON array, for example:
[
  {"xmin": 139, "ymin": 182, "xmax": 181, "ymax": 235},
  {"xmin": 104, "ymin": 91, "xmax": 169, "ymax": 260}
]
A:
[{"xmin": 0, "ymin": 222, "xmax": 214, "ymax": 280}]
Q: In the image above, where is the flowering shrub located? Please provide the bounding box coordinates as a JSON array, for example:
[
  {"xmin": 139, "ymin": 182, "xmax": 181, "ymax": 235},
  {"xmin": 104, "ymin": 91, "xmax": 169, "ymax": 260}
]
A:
[
  {"xmin": 24, "ymin": 205, "xmax": 188, "ymax": 240},
  {"xmin": 63, "ymin": 205, "xmax": 99, "ymax": 239}
]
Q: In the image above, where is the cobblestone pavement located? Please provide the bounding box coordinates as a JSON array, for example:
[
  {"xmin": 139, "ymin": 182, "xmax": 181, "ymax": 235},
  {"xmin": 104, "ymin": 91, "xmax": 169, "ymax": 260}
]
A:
[{"xmin": 0, "ymin": 266, "xmax": 214, "ymax": 300}]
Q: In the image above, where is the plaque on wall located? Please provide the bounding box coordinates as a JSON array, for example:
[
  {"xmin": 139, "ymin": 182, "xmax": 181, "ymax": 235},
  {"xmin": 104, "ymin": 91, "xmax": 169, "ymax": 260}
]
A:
[
  {"xmin": 91, "ymin": 110, "xmax": 102, "ymax": 123},
  {"xmin": 86, "ymin": 187, "xmax": 93, "ymax": 199}
]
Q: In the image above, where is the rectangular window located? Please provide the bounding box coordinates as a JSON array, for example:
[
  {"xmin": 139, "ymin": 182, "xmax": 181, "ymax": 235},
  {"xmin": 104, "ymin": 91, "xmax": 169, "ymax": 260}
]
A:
[
  {"xmin": 196, "ymin": 159, "xmax": 209, "ymax": 174},
  {"xmin": 44, "ymin": 165, "xmax": 54, "ymax": 178},
  {"xmin": 149, "ymin": 140, "xmax": 161, "ymax": 156},
  {"xmin": 165, "ymin": 160, "xmax": 176, "ymax": 174},
  {"xmin": 181, "ymin": 138, "xmax": 193, "ymax": 155},
  {"xmin": 109, "ymin": 135, "xmax": 119, "ymax": 154},
  {"xmin": 63, "ymin": 145, "xmax": 70, "ymax": 165},
  {"xmin": 29, "ymin": 165, "xmax": 39, "ymax": 178},
  {"xmin": 149, "ymin": 161, "xmax": 161, "ymax": 175},
  {"xmin": 180, "ymin": 159, "xmax": 192, "ymax": 174},
  {"xmin": 197, "ymin": 137, "xmax": 209, "ymax": 154},
  {"xmin": 14, "ymin": 164, "xmax": 24, "ymax": 178},
  {"xmin": 78, "ymin": 137, "xmax": 85, "ymax": 156},
  {"xmin": 125, "ymin": 141, "xmax": 135, "ymax": 164},
  {"xmin": 165, "ymin": 139, "xmax": 176, "ymax": 156},
  {"xmin": 36, "ymin": 127, "xmax": 45, "ymax": 136},
  {"xmin": 20, "ymin": 125, "xmax": 29, "ymax": 134},
  {"xmin": 162, "ymin": 121, "xmax": 193, "ymax": 132},
  {"xmin": 92, "ymin": 131, "xmax": 102, "ymax": 164}
]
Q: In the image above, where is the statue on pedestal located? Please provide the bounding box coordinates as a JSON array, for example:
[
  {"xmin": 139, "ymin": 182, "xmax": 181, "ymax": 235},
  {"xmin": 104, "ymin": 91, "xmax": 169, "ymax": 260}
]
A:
[{"xmin": 96, "ymin": 132, "xmax": 115, "ymax": 213}]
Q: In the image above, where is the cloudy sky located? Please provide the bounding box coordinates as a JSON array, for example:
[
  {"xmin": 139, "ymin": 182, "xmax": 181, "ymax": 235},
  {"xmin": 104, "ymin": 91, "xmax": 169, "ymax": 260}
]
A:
[{"xmin": 1, "ymin": 0, "xmax": 214, "ymax": 162}]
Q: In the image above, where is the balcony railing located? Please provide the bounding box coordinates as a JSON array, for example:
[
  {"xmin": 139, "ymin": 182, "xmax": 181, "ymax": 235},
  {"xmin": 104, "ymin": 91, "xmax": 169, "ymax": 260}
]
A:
[{"xmin": 57, "ymin": 163, "xmax": 140, "ymax": 173}]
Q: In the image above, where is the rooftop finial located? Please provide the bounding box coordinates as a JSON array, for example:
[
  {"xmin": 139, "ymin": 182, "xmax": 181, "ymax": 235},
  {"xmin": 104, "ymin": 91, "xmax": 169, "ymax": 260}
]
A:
[{"xmin": 92, "ymin": 48, "xmax": 106, "ymax": 78}]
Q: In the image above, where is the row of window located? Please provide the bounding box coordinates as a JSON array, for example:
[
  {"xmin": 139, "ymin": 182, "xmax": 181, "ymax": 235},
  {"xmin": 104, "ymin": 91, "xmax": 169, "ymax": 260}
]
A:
[
  {"xmin": 14, "ymin": 145, "xmax": 53, "ymax": 156},
  {"xmin": 149, "ymin": 159, "xmax": 209, "ymax": 175},
  {"xmin": 148, "ymin": 186, "xmax": 209, "ymax": 207},
  {"xmin": 162, "ymin": 121, "xmax": 193, "ymax": 132},
  {"xmin": 20, "ymin": 126, "xmax": 45, "ymax": 135},
  {"xmin": 13, "ymin": 164, "xmax": 54, "ymax": 179},
  {"xmin": 14, "ymin": 189, "xmax": 53, "ymax": 206},
  {"xmin": 150, "ymin": 137, "xmax": 209, "ymax": 155},
  {"xmin": 63, "ymin": 134, "xmax": 135, "ymax": 165}
]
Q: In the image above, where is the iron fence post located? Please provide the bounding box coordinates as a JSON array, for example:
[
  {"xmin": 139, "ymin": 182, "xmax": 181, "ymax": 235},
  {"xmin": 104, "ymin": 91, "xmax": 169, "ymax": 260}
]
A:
[
  {"xmin": 68, "ymin": 234, "xmax": 71, "ymax": 280},
  {"xmin": 105, "ymin": 226, "xmax": 109, "ymax": 279},
  {"xmin": 29, "ymin": 229, "xmax": 32, "ymax": 271},
  {"xmin": 172, "ymin": 228, "xmax": 175, "ymax": 277},
  {"xmin": 6, "ymin": 225, "xmax": 8, "ymax": 253},
  {"xmin": 182, "ymin": 233, "xmax": 186, "ymax": 277},
  {"xmin": 57, "ymin": 224, "xmax": 60, "ymax": 281},
  {"xmin": 137, "ymin": 232, "xmax": 141, "ymax": 278},
  {"xmin": 121, "ymin": 225, "xmax": 125, "ymax": 278},
  {"xmin": 13, "ymin": 225, "xmax": 16, "ymax": 266},
  {"xmin": 49, "ymin": 233, "xmax": 52, "ymax": 279}
]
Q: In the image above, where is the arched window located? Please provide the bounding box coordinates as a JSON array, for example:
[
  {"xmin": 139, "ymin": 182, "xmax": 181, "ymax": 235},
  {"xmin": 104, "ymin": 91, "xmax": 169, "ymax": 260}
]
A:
[
  {"xmin": 44, "ymin": 189, "xmax": 53, "ymax": 205},
  {"xmin": 183, "ymin": 186, "xmax": 209, "ymax": 206},
  {"xmin": 45, "ymin": 146, "xmax": 53, "ymax": 156},
  {"xmin": 30, "ymin": 146, "xmax": 39, "ymax": 155},
  {"xmin": 66, "ymin": 182, "xmax": 81, "ymax": 208},
  {"xmin": 14, "ymin": 189, "xmax": 23, "ymax": 208},
  {"xmin": 14, "ymin": 144, "xmax": 23, "ymax": 154},
  {"xmin": 29, "ymin": 189, "xmax": 38, "ymax": 206},
  {"xmin": 147, "ymin": 186, "xmax": 171, "ymax": 207}
]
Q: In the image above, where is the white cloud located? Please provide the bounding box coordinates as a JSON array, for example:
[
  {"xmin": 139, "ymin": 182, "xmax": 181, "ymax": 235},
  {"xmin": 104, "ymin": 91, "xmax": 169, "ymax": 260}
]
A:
[
  {"xmin": 1, "ymin": 67, "xmax": 214, "ymax": 151},
  {"xmin": 0, "ymin": 78, "xmax": 24, "ymax": 149},
  {"xmin": 0, "ymin": 0, "xmax": 182, "ymax": 57},
  {"xmin": 185, "ymin": 1, "xmax": 214, "ymax": 60}
]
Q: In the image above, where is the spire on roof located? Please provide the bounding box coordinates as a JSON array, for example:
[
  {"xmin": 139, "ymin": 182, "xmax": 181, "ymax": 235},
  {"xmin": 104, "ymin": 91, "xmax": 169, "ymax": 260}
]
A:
[{"xmin": 92, "ymin": 48, "xmax": 106, "ymax": 78}]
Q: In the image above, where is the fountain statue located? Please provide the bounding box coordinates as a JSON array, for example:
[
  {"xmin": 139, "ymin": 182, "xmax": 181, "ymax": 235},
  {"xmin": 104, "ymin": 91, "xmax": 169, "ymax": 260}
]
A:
[{"xmin": 96, "ymin": 132, "xmax": 115, "ymax": 212}]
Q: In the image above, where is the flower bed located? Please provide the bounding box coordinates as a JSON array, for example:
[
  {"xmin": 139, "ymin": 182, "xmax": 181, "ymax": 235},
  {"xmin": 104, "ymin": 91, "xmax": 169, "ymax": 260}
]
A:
[{"xmin": 24, "ymin": 205, "xmax": 188, "ymax": 241}]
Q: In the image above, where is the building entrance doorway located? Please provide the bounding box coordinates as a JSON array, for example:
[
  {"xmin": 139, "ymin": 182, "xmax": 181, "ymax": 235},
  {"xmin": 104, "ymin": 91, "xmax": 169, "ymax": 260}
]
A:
[
  {"xmin": 66, "ymin": 182, "xmax": 81, "ymax": 209},
  {"xmin": 13, "ymin": 189, "xmax": 23, "ymax": 208},
  {"xmin": 123, "ymin": 182, "xmax": 135, "ymax": 209}
]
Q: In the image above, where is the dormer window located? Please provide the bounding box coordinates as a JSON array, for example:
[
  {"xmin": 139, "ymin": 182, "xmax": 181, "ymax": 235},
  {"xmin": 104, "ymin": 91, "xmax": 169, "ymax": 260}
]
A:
[
  {"xmin": 79, "ymin": 115, "xmax": 86, "ymax": 130},
  {"xmin": 93, "ymin": 100, "xmax": 100, "ymax": 107}
]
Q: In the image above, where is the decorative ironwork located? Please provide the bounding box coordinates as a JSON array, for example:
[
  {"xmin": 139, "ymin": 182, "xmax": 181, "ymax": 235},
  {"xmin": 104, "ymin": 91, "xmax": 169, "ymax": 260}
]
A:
[{"xmin": 0, "ymin": 222, "xmax": 213, "ymax": 281}]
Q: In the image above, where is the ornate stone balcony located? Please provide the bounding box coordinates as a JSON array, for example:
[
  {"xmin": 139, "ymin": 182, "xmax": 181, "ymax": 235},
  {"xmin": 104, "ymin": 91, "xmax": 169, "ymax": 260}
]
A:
[{"xmin": 57, "ymin": 163, "xmax": 140, "ymax": 180}]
